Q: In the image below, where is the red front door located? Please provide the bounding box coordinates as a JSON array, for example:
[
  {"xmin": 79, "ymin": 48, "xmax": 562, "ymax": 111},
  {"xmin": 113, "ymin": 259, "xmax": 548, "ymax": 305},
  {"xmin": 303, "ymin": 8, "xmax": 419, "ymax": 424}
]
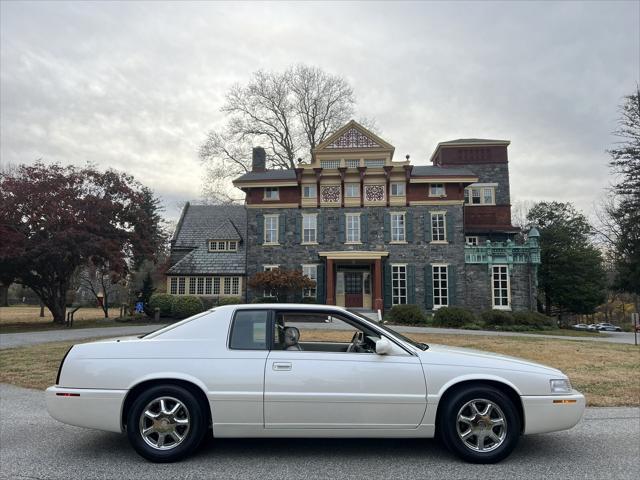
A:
[{"xmin": 344, "ymin": 272, "xmax": 363, "ymax": 308}]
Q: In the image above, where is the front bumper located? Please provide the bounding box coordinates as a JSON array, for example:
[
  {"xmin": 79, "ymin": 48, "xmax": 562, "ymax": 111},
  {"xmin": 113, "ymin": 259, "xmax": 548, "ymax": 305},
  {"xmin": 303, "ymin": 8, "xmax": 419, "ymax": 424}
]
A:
[
  {"xmin": 521, "ymin": 390, "xmax": 586, "ymax": 434},
  {"xmin": 45, "ymin": 386, "xmax": 127, "ymax": 433}
]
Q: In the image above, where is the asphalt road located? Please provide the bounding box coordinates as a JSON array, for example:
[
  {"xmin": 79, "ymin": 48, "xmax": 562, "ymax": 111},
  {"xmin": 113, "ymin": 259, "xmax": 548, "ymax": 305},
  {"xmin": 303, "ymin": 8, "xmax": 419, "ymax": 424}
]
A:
[
  {"xmin": 1, "ymin": 321, "xmax": 637, "ymax": 350},
  {"xmin": 1, "ymin": 384, "xmax": 638, "ymax": 480}
]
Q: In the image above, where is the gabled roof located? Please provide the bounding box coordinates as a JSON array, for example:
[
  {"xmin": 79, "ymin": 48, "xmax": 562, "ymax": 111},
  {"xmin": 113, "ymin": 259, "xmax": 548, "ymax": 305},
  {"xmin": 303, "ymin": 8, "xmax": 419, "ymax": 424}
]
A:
[
  {"xmin": 314, "ymin": 120, "xmax": 394, "ymax": 152},
  {"xmin": 210, "ymin": 218, "xmax": 242, "ymax": 240},
  {"xmin": 168, "ymin": 203, "xmax": 246, "ymax": 275}
]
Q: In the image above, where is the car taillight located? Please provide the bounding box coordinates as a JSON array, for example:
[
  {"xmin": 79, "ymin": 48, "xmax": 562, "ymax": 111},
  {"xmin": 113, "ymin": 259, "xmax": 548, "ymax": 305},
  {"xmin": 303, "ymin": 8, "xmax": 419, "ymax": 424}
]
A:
[{"xmin": 56, "ymin": 346, "xmax": 73, "ymax": 385}]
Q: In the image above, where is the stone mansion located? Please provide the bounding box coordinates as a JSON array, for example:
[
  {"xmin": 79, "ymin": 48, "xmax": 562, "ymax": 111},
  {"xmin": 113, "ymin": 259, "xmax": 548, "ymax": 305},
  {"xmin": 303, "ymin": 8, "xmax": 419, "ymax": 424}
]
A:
[{"xmin": 167, "ymin": 120, "xmax": 540, "ymax": 313}]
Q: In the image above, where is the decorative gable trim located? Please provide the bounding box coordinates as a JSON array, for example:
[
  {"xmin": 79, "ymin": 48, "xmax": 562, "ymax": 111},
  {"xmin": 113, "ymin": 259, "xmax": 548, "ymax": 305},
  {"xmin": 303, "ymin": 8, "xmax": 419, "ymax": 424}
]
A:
[{"xmin": 314, "ymin": 120, "xmax": 394, "ymax": 152}]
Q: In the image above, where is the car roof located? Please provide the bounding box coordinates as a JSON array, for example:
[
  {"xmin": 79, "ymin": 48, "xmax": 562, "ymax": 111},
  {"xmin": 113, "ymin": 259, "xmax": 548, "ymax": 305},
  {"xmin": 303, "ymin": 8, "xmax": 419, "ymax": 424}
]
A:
[{"xmin": 213, "ymin": 303, "xmax": 351, "ymax": 312}]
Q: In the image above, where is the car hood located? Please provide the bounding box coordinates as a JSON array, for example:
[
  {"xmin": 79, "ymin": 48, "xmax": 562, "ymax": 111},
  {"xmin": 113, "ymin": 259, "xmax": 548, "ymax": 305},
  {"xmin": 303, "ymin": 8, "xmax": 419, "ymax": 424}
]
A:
[{"xmin": 419, "ymin": 343, "xmax": 563, "ymax": 376}]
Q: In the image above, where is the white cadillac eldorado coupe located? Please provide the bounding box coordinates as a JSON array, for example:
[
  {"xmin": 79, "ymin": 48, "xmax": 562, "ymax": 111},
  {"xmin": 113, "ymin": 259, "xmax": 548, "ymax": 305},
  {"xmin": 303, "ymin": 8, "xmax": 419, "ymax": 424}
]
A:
[{"xmin": 46, "ymin": 304, "xmax": 585, "ymax": 463}]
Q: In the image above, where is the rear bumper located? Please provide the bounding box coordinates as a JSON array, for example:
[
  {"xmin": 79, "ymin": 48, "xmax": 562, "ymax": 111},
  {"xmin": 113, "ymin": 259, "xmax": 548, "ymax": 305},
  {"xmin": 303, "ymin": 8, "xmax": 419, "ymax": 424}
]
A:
[
  {"xmin": 521, "ymin": 390, "xmax": 585, "ymax": 434},
  {"xmin": 45, "ymin": 386, "xmax": 127, "ymax": 433}
]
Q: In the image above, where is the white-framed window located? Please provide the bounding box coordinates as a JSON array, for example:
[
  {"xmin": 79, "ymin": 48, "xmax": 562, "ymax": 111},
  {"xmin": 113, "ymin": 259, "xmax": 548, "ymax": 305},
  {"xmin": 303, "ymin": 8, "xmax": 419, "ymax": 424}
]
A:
[
  {"xmin": 345, "ymin": 213, "xmax": 361, "ymax": 243},
  {"xmin": 196, "ymin": 277, "xmax": 205, "ymax": 295},
  {"xmin": 231, "ymin": 277, "xmax": 240, "ymax": 296},
  {"xmin": 492, "ymin": 265, "xmax": 511, "ymax": 309},
  {"xmin": 209, "ymin": 240, "xmax": 239, "ymax": 252},
  {"xmin": 264, "ymin": 187, "xmax": 279, "ymax": 200},
  {"xmin": 465, "ymin": 185, "xmax": 496, "ymax": 205},
  {"xmin": 465, "ymin": 236, "xmax": 479, "ymax": 246},
  {"xmin": 432, "ymin": 265, "xmax": 448, "ymax": 309},
  {"xmin": 345, "ymin": 183, "xmax": 360, "ymax": 198},
  {"xmin": 170, "ymin": 277, "xmax": 178, "ymax": 295},
  {"xmin": 205, "ymin": 277, "xmax": 212, "ymax": 295},
  {"xmin": 188, "ymin": 277, "xmax": 196, "ymax": 295},
  {"xmin": 178, "ymin": 277, "xmax": 185, "ymax": 295},
  {"xmin": 223, "ymin": 277, "xmax": 232, "ymax": 295},
  {"xmin": 431, "ymin": 212, "xmax": 446, "ymax": 242},
  {"xmin": 345, "ymin": 159, "xmax": 360, "ymax": 168},
  {"xmin": 390, "ymin": 212, "xmax": 406, "ymax": 242},
  {"xmin": 429, "ymin": 183, "xmax": 446, "ymax": 196},
  {"xmin": 213, "ymin": 277, "xmax": 220, "ymax": 295},
  {"xmin": 302, "ymin": 184, "xmax": 317, "ymax": 198},
  {"xmin": 302, "ymin": 264, "xmax": 317, "ymax": 298},
  {"xmin": 263, "ymin": 265, "xmax": 279, "ymax": 297},
  {"xmin": 390, "ymin": 182, "xmax": 406, "ymax": 197},
  {"xmin": 264, "ymin": 215, "xmax": 279, "ymax": 244},
  {"xmin": 302, "ymin": 214, "xmax": 317, "ymax": 243},
  {"xmin": 391, "ymin": 264, "xmax": 407, "ymax": 306}
]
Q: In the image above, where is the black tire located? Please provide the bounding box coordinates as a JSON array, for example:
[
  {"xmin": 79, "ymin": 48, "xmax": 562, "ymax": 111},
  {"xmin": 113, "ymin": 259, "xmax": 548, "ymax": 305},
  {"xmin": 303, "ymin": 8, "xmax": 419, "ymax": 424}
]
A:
[
  {"xmin": 438, "ymin": 385, "xmax": 520, "ymax": 464},
  {"xmin": 126, "ymin": 384, "xmax": 207, "ymax": 463}
]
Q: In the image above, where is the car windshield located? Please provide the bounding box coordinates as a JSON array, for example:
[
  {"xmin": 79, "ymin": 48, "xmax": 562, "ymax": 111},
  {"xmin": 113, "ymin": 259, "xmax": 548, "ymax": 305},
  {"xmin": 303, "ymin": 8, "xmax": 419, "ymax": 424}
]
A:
[{"xmin": 347, "ymin": 309, "xmax": 429, "ymax": 351}]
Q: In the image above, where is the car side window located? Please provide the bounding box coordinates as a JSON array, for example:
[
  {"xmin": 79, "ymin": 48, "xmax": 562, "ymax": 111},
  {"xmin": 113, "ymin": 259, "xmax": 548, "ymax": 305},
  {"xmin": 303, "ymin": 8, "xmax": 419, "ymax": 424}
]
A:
[{"xmin": 229, "ymin": 310, "xmax": 268, "ymax": 350}]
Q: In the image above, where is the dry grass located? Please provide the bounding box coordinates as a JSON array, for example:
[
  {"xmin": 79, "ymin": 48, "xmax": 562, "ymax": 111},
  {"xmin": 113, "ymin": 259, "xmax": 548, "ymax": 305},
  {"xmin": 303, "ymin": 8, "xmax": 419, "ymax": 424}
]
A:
[
  {"xmin": 0, "ymin": 306, "xmax": 154, "ymax": 333},
  {"xmin": 1, "ymin": 330, "xmax": 638, "ymax": 407},
  {"xmin": 0, "ymin": 337, "xmax": 105, "ymax": 390}
]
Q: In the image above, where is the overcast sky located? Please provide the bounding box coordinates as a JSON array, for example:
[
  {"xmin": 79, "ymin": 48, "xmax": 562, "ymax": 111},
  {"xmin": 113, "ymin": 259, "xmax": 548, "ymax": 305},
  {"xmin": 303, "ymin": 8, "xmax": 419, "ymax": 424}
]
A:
[{"xmin": 1, "ymin": 1, "xmax": 638, "ymax": 221}]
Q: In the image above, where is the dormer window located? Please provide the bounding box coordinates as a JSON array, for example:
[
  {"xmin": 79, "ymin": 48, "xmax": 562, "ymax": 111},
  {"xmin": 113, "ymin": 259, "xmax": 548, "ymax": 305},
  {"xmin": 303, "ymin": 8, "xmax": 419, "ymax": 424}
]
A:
[
  {"xmin": 429, "ymin": 183, "xmax": 446, "ymax": 197},
  {"xmin": 264, "ymin": 187, "xmax": 279, "ymax": 200},
  {"xmin": 208, "ymin": 240, "xmax": 239, "ymax": 252}
]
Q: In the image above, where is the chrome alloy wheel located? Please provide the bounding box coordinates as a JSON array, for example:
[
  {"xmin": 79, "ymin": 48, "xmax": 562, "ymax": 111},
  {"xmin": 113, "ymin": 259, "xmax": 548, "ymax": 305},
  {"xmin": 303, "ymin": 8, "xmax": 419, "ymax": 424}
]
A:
[
  {"xmin": 138, "ymin": 396, "xmax": 191, "ymax": 451},
  {"xmin": 456, "ymin": 399, "xmax": 507, "ymax": 452}
]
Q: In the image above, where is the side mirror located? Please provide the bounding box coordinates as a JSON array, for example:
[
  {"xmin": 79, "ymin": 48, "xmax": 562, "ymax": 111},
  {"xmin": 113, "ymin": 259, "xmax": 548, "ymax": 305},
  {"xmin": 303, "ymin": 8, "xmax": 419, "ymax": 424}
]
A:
[{"xmin": 375, "ymin": 336, "xmax": 392, "ymax": 355}]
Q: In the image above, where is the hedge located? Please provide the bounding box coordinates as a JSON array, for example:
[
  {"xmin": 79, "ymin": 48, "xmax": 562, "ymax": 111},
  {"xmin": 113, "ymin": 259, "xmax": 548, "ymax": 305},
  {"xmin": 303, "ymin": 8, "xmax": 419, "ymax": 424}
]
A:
[
  {"xmin": 432, "ymin": 307, "xmax": 477, "ymax": 328},
  {"xmin": 480, "ymin": 310, "xmax": 515, "ymax": 327},
  {"xmin": 148, "ymin": 293, "xmax": 174, "ymax": 317},
  {"xmin": 171, "ymin": 295, "xmax": 205, "ymax": 319},
  {"xmin": 385, "ymin": 304, "xmax": 427, "ymax": 325}
]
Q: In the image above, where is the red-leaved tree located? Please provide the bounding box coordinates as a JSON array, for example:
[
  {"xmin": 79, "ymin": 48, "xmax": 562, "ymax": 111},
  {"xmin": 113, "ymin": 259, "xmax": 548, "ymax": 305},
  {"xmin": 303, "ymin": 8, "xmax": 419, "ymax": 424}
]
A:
[{"xmin": 0, "ymin": 163, "xmax": 165, "ymax": 324}]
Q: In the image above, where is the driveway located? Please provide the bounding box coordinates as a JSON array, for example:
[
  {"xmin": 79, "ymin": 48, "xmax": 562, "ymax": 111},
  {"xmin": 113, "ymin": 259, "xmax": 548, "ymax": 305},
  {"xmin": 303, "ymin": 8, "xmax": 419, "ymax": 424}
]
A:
[
  {"xmin": 0, "ymin": 324, "xmax": 166, "ymax": 350},
  {"xmin": 0, "ymin": 384, "xmax": 638, "ymax": 480},
  {"xmin": 1, "ymin": 319, "xmax": 637, "ymax": 350}
]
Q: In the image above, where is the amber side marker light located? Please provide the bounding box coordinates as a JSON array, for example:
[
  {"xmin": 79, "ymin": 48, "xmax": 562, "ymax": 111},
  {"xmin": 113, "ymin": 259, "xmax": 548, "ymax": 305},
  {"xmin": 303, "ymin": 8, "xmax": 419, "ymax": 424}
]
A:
[
  {"xmin": 553, "ymin": 399, "xmax": 577, "ymax": 404},
  {"xmin": 56, "ymin": 393, "xmax": 80, "ymax": 397}
]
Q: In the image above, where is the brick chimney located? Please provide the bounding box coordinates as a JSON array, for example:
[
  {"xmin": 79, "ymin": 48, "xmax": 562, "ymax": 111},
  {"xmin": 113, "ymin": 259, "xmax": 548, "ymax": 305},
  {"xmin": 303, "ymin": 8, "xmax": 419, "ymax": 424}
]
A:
[{"xmin": 252, "ymin": 147, "xmax": 266, "ymax": 172}]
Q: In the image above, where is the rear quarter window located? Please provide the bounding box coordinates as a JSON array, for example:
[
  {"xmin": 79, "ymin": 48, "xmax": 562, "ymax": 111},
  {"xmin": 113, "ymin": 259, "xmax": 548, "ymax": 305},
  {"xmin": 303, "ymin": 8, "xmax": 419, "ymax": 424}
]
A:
[{"xmin": 229, "ymin": 310, "xmax": 268, "ymax": 350}]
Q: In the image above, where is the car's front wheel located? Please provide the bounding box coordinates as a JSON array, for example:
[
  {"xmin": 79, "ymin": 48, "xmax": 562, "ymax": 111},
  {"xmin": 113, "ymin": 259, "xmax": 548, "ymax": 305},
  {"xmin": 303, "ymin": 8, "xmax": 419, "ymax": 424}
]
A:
[
  {"xmin": 126, "ymin": 385, "xmax": 207, "ymax": 462},
  {"xmin": 438, "ymin": 385, "xmax": 520, "ymax": 463}
]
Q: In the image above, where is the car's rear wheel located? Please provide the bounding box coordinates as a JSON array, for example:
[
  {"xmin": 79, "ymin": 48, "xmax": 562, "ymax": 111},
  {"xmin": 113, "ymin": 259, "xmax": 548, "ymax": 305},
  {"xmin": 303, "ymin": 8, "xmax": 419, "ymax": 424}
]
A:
[
  {"xmin": 438, "ymin": 385, "xmax": 520, "ymax": 463},
  {"xmin": 126, "ymin": 385, "xmax": 206, "ymax": 462}
]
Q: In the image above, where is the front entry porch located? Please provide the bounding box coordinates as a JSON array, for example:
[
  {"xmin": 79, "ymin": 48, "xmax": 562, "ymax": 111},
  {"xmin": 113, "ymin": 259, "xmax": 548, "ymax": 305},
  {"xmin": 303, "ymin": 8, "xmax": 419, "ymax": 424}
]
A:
[{"xmin": 319, "ymin": 251, "xmax": 388, "ymax": 312}]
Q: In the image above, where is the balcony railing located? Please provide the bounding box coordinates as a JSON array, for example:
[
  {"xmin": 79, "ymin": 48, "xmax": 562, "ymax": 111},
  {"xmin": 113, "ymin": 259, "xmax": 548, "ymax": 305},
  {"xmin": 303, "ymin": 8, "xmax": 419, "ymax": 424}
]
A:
[{"xmin": 464, "ymin": 240, "xmax": 540, "ymax": 266}]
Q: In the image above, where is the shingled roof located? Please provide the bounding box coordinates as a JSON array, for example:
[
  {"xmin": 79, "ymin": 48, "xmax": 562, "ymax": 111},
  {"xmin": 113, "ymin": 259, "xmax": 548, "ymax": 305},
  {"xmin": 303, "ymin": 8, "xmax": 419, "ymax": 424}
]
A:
[
  {"xmin": 410, "ymin": 165, "xmax": 477, "ymax": 177},
  {"xmin": 233, "ymin": 169, "xmax": 297, "ymax": 182},
  {"xmin": 168, "ymin": 203, "xmax": 246, "ymax": 276}
]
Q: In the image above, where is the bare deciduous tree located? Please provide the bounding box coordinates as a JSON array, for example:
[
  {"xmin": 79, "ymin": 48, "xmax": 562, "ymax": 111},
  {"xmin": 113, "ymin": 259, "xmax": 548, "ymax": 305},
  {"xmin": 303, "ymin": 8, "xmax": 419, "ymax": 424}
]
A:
[
  {"xmin": 199, "ymin": 64, "xmax": 362, "ymax": 203},
  {"xmin": 78, "ymin": 262, "xmax": 122, "ymax": 318}
]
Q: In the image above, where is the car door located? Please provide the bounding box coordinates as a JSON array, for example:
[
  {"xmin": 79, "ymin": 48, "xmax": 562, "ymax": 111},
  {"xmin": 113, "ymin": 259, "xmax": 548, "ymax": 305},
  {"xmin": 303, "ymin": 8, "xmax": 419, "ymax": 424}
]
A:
[{"xmin": 263, "ymin": 311, "xmax": 427, "ymax": 430}]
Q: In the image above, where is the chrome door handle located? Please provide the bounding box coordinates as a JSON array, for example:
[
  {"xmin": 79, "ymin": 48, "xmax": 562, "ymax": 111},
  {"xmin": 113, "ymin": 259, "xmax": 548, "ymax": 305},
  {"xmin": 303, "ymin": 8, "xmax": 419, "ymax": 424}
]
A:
[{"xmin": 272, "ymin": 362, "xmax": 292, "ymax": 371}]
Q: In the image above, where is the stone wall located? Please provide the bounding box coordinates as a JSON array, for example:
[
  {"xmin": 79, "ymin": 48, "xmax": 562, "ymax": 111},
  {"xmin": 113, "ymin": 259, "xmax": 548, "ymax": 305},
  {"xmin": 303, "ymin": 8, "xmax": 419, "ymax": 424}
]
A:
[
  {"xmin": 466, "ymin": 162, "xmax": 511, "ymax": 205},
  {"xmin": 464, "ymin": 263, "xmax": 535, "ymax": 313},
  {"xmin": 246, "ymin": 205, "xmax": 467, "ymax": 308}
]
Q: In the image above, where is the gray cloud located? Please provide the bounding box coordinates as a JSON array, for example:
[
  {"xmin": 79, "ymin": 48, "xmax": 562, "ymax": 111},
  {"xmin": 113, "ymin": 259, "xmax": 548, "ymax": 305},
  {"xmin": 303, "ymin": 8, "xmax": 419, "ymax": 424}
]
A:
[{"xmin": 2, "ymin": 1, "xmax": 638, "ymax": 221}]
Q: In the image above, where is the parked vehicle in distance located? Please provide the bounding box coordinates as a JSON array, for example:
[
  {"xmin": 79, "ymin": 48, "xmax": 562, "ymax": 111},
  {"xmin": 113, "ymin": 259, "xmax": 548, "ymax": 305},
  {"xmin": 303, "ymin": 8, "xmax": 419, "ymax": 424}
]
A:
[
  {"xmin": 46, "ymin": 304, "xmax": 585, "ymax": 464},
  {"xmin": 571, "ymin": 324, "xmax": 589, "ymax": 331},
  {"xmin": 587, "ymin": 324, "xmax": 599, "ymax": 331},
  {"xmin": 595, "ymin": 323, "xmax": 622, "ymax": 332}
]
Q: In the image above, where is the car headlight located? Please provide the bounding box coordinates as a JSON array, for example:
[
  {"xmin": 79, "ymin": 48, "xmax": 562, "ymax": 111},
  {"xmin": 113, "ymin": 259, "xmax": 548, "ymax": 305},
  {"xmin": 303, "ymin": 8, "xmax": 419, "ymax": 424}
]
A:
[{"xmin": 550, "ymin": 379, "xmax": 572, "ymax": 394}]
